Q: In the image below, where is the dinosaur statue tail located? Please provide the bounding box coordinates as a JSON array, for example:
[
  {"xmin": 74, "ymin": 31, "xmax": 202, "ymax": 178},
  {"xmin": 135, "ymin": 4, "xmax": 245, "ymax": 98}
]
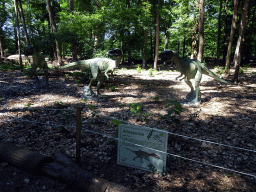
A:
[
  {"xmin": 201, "ymin": 64, "xmax": 231, "ymax": 84},
  {"xmin": 59, "ymin": 61, "xmax": 84, "ymax": 70}
]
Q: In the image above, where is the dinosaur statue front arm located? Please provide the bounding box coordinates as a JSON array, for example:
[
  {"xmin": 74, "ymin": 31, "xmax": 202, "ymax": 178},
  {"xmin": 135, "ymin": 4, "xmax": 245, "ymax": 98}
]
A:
[{"xmin": 159, "ymin": 50, "xmax": 230, "ymax": 104}]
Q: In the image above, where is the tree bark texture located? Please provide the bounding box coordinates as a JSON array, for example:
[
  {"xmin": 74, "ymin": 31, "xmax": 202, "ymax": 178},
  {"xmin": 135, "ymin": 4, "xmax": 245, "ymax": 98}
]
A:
[
  {"xmin": 69, "ymin": 0, "xmax": 78, "ymax": 61},
  {"xmin": 154, "ymin": 0, "xmax": 160, "ymax": 70},
  {"xmin": 232, "ymin": 0, "xmax": 250, "ymax": 83},
  {"xmin": 142, "ymin": 30, "xmax": 148, "ymax": 68},
  {"xmin": 0, "ymin": 141, "xmax": 134, "ymax": 192},
  {"xmin": 0, "ymin": 33, "xmax": 3, "ymax": 57},
  {"xmin": 225, "ymin": 0, "xmax": 238, "ymax": 75},
  {"xmin": 197, "ymin": 0, "xmax": 204, "ymax": 62},
  {"xmin": 216, "ymin": 0, "xmax": 223, "ymax": 64},
  {"xmin": 46, "ymin": 0, "xmax": 61, "ymax": 64},
  {"xmin": 14, "ymin": 0, "xmax": 23, "ymax": 72},
  {"xmin": 17, "ymin": 0, "xmax": 30, "ymax": 45}
]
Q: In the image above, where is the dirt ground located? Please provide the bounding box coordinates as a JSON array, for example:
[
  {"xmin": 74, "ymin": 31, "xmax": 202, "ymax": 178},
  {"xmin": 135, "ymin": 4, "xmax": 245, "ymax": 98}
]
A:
[{"xmin": 0, "ymin": 60, "xmax": 256, "ymax": 191}]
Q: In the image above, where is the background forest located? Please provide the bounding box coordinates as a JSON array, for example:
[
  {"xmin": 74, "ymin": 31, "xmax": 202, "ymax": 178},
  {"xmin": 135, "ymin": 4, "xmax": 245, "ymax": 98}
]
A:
[
  {"xmin": 0, "ymin": 0, "xmax": 255, "ymax": 77},
  {"xmin": 0, "ymin": 1, "xmax": 256, "ymax": 191}
]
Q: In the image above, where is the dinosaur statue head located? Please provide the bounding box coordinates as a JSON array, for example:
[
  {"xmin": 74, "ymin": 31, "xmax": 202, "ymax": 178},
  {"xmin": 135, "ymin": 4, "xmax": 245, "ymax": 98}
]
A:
[
  {"xmin": 24, "ymin": 45, "xmax": 35, "ymax": 56},
  {"xmin": 107, "ymin": 48, "xmax": 122, "ymax": 58},
  {"xmin": 158, "ymin": 49, "xmax": 174, "ymax": 62}
]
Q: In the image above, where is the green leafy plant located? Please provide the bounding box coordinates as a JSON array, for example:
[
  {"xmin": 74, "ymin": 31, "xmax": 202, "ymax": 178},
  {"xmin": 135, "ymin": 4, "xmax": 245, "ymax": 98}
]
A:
[
  {"xmin": 54, "ymin": 101, "xmax": 63, "ymax": 106},
  {"xmin": 26, "ymin": 103, "xmax": 34, "ymax": 107},
  {"xmin": 65, "ymin": 74, "xmax": 70, "ymax": 79},
  {"xmin": 75, "ymin": 80, "xmax": 82, "ymax": 84},
  {"xmin": 0, "ymin": 63, "xmax": 20, "ymax": 71},
  {"xmin": 88, "ymin": 104, "xmax": 95, "ymax": 110},
  {"xmin": 128, "ymin": 103, "xmax": 144, "ymax": 116},
  {"xmin": 110, "ymin": 86, "xmax": 118, "ymax": 92},
  {"xmin": 239, "ymin": 68, "xmax": 244, "ymax": 74},
  {"xmin": 72, "ymin": 71, "xmax": 85, "ymax": 77},
  {"xmin": 159, "ymin": 100, "xmax": 183, "ymax": 125},
  {"xmin": 149, "ymin": 68, "xmax": 153, "ymax": 76},
  {"xmin": 110, "ymin": 119, "xmax": 125, "ymax": 127},
  {"xmin": 214, "ymin": 66, "xmax": 225, "ymax": 75},
  {"xmin": 137, "ymin": 65, "xmax": 142, "ymax": 73}
]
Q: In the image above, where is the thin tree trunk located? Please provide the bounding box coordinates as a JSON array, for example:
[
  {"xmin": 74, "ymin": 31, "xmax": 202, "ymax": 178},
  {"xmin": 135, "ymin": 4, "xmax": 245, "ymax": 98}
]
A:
[
  {"xmin": 69, "ymin": 0, "xmax": 78, "ymax": 61},
  {"xmin": 17, "ymin": 0, "xmax": 29, "ymax": 45},
  {"xmin": 225, "ymin": 0, "xmax": 238, "ymax": 75},
  {"xmin": 154, "ymin": 0, "xmax": 160, "ymax": 70},
  {"xmin": 0, "ymin": 33, "xmax": 3, "ymax": 58},
  {"xmin": 164, "ymin": 29, "xmax": 169, "ymax": 50},
  {"xmin": 142, "ymin": 30, "xmax": 148, "ymax": 68},
  {"xmin": 183, "ymin": 30, "xmax": 186, "ymax": 59},
  {"xmin": 216, "ymin": 0, "xmax": 223, "ymax": 64},
  {"xmin": 14, "ymin": 0, "xmax": 23, "ymax": 72},
  {"xmin": 232, "ymin": 0, "xmax": 249, "ymax": 83},
  {"xmin": 46, "ymin": 0, "xmax": 61, "ymax": 64},
  {"xmin": 190, "ymin": 23, "xmax": 198, "ymax": 59},
  {"xmin": 197, "ymin": 0, "xmax": 204, "ymax": 62}
]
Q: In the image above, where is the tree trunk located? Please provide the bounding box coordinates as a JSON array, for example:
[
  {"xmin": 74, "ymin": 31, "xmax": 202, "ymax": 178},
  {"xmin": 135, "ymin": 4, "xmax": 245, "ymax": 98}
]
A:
[
  {"xmin": 182, "ymin": 30, "xmax": 186, "ymax": 59},
  {"xmin": 197, "ymin": 0, "xmax": 204, "ymax": 62},
  {"xmin": 69, "ymin": 0, "xmax": 78, "ymax": 61},
  {"xmin": 142, "ymin": 30, "xmax": 148, "ymax": 68},
  {"xmin": 46, "ymin": 0, "xmax": 61, "ymax": 64},
  {"xmin": 0, "ymin": 33, "xmax": 3, "ymax": 58},
  {"xmin": 154, "ymin": 0, "xmax": 160, "ymax": 70},
  {"xmin": 164, "ymin": 30, "xmax": 169, "ymax": 50},
  {"xmin": 190, "ymin": 23, "xmax": 198, "ymax": 59},
  {"xmin": 14, "ymin": 0, "xmax": 23, "ymax": 72},
  {"xmin": 17, "ymin": 0, "xmax": 30, "ymax": 45},
  {"xmin": 232, "ymin": 0, "xmax": 249, "ymax": 83},
  {"xmin": 225, "ymin": 0, "xmax": 238, "ymax": 75},
  {"xmin": 216, "ymin": 0, "xmax": 223, "ymax": 64}
]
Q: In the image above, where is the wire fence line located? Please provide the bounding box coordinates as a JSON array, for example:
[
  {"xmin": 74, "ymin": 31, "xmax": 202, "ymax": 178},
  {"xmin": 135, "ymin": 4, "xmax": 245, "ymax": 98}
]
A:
[
  {"xmin": 1, "ymin": 107, "xmax": 256, "ymax": 178},
  {"xmin": 82, "ymin": 109, "xmax": 256, "ymax": 153}
]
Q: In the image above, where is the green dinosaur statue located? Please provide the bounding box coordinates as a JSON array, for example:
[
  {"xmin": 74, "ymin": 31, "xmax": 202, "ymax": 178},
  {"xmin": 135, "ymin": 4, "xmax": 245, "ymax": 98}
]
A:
[
  {"xmin": 125, "ymin": 148, "xmax": 160, "ymax": 163},
  {"xmin": 24, "ymin": 45, "xmax": 49, "ymax": 88},
  {"xmin": 158, "ymin": 50, "xmax": 231, "ymax": 104},
  {"xmin": 59, "ymin": 48, "xmax": 122, "ymax": 97}
]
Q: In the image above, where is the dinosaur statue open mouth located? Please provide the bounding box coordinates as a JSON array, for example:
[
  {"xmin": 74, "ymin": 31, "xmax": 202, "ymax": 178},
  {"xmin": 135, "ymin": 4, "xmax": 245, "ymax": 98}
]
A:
[
  {"xmin": 158, "ymin": 49, "xmax": 174, "ymax": 62},
  {"xmin": 107, "ymin": 48, "xmax": 122, "ymax": 58},
  {"xmin": 24, "ymin": 45, "xmax": 35, "ymax": 56}
]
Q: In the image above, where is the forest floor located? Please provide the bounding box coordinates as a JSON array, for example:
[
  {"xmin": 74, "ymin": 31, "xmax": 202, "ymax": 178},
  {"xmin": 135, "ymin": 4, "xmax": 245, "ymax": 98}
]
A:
[{"xmin": 0, "ymin": 58, "xmax": 256, "ymax": 191}]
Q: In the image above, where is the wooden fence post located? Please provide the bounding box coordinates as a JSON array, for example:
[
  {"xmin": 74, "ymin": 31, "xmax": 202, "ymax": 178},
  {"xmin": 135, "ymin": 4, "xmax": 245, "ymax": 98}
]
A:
[{"xmin": 76, "ymin": 106, "xmax": 82, "ymax": 165}]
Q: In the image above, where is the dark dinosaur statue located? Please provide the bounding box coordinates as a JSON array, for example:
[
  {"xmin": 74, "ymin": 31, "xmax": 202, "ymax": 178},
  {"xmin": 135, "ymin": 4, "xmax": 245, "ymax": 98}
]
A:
[
  {"xmin": 159, "ymin": 50, "xmax": 231, "ymax": 104},
  {"xmin": 24, "ymin": 45, "xmax": 49, "ymax": 88},
  {"xmin": 125, "ymin": 148, "xmax": 161, "ymax": 163},
  {"xmin": 58, "ymin": 48, "xmax": 122, "ymax": 97}
]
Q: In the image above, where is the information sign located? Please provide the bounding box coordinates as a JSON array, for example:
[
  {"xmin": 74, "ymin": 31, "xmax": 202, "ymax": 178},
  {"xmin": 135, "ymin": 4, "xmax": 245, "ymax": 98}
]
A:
[{"xmin": 117, "ymin": 124, "xmax": 168, "ymax": 173}]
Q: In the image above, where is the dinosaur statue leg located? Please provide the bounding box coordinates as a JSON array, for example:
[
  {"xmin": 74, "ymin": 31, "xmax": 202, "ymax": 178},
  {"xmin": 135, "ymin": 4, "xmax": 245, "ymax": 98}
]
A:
[
  {"xmin": 96, "ymin": 73, "xmax": 105, "ymax": 97},
  {"xmin": 30, "ymin": 64, "xmax": 40, "ymax": 87},
  {"xmin": 184, "ymin": 77, "xmax": 194, "ymax": 92},
  {"xmin": 43, "ymin": 62, "xmax": 49, "ymax": 87},
  {"xmin": 184, "ymin": 77, "xmax": 197, "ymax": 103},
  {"xmin": 192, "ymin": 69, "xmax": 202, "ymax": 103},
  {"xmin": 87, "ymin": 65, "xmax": 98, "ymax": 97}
]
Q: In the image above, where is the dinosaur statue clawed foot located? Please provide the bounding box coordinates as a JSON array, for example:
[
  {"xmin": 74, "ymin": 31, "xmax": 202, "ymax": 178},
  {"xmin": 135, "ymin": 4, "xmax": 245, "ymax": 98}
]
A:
[
  {"xmin": 181, "ymin": 91, "xmax": 201, "ymax": 105},
  {"xmin": 81, "ymin": 86, "xmax": 103, "ymax": 100}
]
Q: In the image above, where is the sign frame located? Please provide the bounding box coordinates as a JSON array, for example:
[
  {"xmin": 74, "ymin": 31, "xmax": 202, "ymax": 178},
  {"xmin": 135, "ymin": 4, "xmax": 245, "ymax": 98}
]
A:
[{"xmin": 117, "ymin": 124, "xmax": 168, "ymax": 173}]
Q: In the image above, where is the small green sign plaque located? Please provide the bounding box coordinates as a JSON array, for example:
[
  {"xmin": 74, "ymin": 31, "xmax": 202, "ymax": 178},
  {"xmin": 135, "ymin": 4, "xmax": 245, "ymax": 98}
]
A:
[{"xmin": 117, "ymin": 124, "xmax": 168, "ymax": 173}]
